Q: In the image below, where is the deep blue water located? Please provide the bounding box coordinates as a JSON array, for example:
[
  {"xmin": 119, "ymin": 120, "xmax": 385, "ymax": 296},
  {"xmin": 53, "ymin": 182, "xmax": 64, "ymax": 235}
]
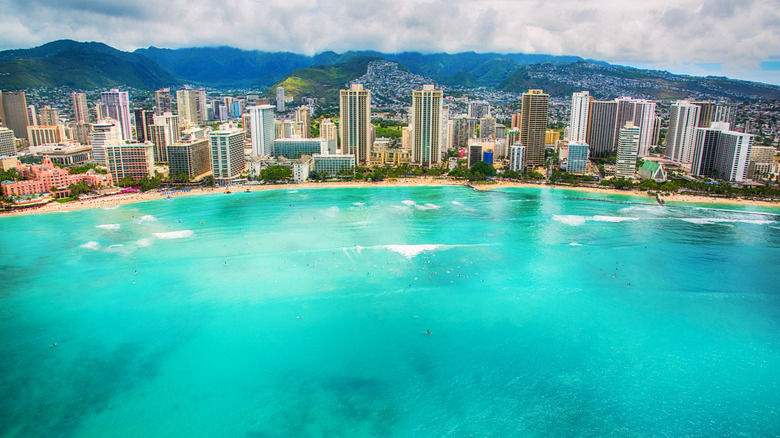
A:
[{"xmin": 1, "ymin": 186, "xmax": 779, "ymax": 437}]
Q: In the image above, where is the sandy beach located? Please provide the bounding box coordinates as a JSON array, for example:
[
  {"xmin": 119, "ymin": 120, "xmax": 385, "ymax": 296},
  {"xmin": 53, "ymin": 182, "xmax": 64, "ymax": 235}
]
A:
[{"xmin": 2, "ymin": 178, "xmax": 779, "ymax": 217}]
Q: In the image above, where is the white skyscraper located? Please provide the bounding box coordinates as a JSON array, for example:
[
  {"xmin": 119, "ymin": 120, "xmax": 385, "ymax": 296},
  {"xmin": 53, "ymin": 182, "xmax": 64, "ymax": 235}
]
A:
[
  {"xmin": 276, "ymin": 87, "xmax": 285, "ymax": 112},
  {"xmin": 569, "ymin": 91, "xmax": 591, "ymax": 144},
  {"xmin": 101, "ymin": 89, "xmax": 132, "ymax": 140},
  {"xmin": 665, "ymin": 101, "xmax": 701, "ymax": 163},
  {"xmin": 248, "ymin": 105, "xmax": 275, "ymax": 157},
  {"xmin": 615, "ymin": 121, "xmax": 640, "ymax": 178},
  {"xmin": 90, "ymin": 119, "xmax": 122, "ymax": 165},
  {"xmin": 613, "ymin": 97, "xmax": 656, "ymax": 157}
]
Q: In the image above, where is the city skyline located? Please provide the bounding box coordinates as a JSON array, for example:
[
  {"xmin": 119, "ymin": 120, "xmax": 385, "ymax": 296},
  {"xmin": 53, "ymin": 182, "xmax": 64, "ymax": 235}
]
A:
[{"xmin": 0, "ymin": 0, "xmax": 777, "ymax": 86}]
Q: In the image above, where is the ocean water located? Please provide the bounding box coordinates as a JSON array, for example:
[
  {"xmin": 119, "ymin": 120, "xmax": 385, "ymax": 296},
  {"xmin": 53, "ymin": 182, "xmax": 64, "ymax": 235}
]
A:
[{"xmin": 1, "ymin": 186, "xmax": 780, "ymax": 437}]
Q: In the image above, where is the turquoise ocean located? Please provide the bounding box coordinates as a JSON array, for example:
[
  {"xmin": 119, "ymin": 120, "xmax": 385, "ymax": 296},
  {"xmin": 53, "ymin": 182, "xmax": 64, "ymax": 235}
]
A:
[{"xmin": 1, "ymin": 186, "xmax": 780, "ymax": 437}]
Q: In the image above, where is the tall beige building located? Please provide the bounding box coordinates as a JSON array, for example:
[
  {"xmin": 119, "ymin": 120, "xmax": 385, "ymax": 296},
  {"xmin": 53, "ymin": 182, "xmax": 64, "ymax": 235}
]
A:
[
  {"xmin": 71, "ymin": 92, "xmax": 89, "ymax": 124},
  {"xmin": 320, "ymin": 118, "xmax": 338, "ymax": 145},
  {"xmin": 155, "ymin": 88, "xmax": 173, "ymax": 115},
  {"xmin": 0, "ymin": 91, "xmax": 31, "ymax": 139},
  {"xmin": 411, "ymin": 85, "xmax": 443, "ymax": 167},
  {"xmin": 295, "ymin": 106, "xmax": 311, "ymax": 138},
  {"xmin": 339, "ymin": 84, "xmax": 372, "ymax": 164},
  {"xmin": 519, "ymin": 89, "xmax": 549, "ymax": 169},
  {"xmin": 38, "ymin": 106, "xmax": 60, "ymax": 126},
  {"xmin": 176, "ymin": 89, "xmax": 199, "ymax": 125}
]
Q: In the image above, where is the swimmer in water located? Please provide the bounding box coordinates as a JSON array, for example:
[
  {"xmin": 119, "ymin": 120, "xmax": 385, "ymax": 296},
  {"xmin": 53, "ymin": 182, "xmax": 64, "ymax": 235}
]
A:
[{"xmin": 425, "ymin": 330, "xmax": 432, "ymax": 335}]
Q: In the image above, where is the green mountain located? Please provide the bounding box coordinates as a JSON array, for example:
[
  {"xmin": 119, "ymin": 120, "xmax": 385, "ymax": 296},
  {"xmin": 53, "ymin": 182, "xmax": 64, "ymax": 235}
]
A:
[
  {"xmin": 263, "ymin": 56, "xmax": 383, "ymax": 103},
  {"xmin": 0, "ymin": 40, "xmax": 179, "ymax": 90},
  {"xmin": 135, "ymin": 47, "xmax": 313, "ymax": 89},
  {"xmin": 501, "ymin": 61, "xmax": 780, "ymax": 101}
]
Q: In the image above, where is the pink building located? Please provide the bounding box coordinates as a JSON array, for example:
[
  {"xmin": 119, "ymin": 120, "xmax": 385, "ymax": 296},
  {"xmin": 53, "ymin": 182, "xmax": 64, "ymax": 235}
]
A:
[{"xmin": 1, "ymin": 156, "xmax": 114, "ymax": 198}]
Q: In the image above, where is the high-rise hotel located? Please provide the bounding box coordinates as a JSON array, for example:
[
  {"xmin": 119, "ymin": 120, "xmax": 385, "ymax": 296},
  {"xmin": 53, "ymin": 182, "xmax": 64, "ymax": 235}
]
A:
[
  {"xmin": 518, "ymin": 89, "xmax": 549, "ymax": 169},
  {"xmin": 339, "ymin": 84, "xmax": 372, "ymax": 165},
  {"xmin": 411, "ymin": 85, "xmax": 443, "ymax": 167}
]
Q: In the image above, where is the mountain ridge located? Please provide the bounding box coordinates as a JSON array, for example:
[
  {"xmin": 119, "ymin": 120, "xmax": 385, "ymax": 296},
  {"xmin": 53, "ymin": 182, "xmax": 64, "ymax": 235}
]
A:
[{"xmin": 0, "ymin": 40, "xmax": 778, "ymax": 102}]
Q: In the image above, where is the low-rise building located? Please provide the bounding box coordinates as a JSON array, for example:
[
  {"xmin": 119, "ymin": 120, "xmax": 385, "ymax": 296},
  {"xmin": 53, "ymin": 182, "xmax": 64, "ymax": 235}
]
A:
[
  {"xmin": 637, "ymin": 160, "xmax": 667, "ymax": 182},
  {"xmin": 105, "ymin": 142, "xmax": 154, "ymax": 180},
  {"xmin": 312, "ymin": 154, "xmax": 355, "ymax": 176},
  {"xmin": 1, "ymin": 155, "xmax": 113, "ymax": 198},
  {"xmin": 272, "ymin": 137, "xmax": 329, "ymax": 159}
]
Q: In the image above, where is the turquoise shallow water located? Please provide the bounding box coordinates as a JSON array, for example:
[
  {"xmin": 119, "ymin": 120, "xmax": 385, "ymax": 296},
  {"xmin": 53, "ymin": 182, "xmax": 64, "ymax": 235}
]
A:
[{"xmin": 1, "ymin": 186, "xmax": 780, "ymax": 437}]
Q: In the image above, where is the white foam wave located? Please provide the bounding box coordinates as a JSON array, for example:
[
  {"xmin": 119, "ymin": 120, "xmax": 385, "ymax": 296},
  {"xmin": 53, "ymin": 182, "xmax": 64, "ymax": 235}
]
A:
[
  {"xmin": 80, "ymin": 241, "xmax": 100, "ymax": 250},
  {"xmin": 569, "ymin": 242, "xmax": 583, "ymax": 247},
  {"xmin": 96, "ymin": 224, "xmax": 120, "ymax": 230},
  {"xmin": 322, "ymin": 206, "xmax": 340, "ymax": 217},
  {"xmin": 153, "ymin": 230, "xmax": 193, "ymax": 239},
  {"xmin": 288, "ymin": 190, "xmax": 298, "ymax": 193},
  {"xmin": 399, "ymin": 200, "xmax": 441, "ymax": 211},
  {"xmin": 680, "ymin": 218, "xmax": 774, "ymax": 225},
  {"xmin": 102, "ymin": 205, "xmax": 120, "ymax": 210},
  {"xmin": 353, "ymin": 202, "xmax": 365, "ymax": 206},
  {"xmin": 136, "ymin": 238, "xmax": 152, "ymax": 247},
  {"xmin": 385, "ymin": 244, "xmax": 442, "ymax": 259},
  {"xmin": 137, "ymin": 215, "xmax": 157, "ymax": 223},
  {"xmin": 592, "ymin": 215, "xmax": 640, "ymax": 223},
  {"xmin": 553, "ymin": 215, "xmax": 588, "ymax": 226},
  {"xmin": 553, "ymin": 215, "xmax": 639, "ymax": 226}
]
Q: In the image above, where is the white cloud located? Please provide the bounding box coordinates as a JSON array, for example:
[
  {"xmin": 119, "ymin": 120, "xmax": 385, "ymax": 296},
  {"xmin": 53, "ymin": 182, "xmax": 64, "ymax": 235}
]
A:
[{"xmin": 0, "ymin": 0, "xmax": 778, "ymax": 84}]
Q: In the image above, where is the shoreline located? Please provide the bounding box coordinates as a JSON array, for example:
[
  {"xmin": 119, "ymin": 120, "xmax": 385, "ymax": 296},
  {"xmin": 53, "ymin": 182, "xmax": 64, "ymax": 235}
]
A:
[{"xmin": 2, "ymin": 179, "xmax": 779, "ymax": 217}]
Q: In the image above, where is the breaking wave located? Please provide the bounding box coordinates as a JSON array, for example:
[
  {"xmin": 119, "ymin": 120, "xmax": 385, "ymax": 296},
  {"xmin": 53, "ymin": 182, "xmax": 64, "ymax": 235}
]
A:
[{"xmin": 153, "ymin": 230, "xmax": 193, "ymax": 239}]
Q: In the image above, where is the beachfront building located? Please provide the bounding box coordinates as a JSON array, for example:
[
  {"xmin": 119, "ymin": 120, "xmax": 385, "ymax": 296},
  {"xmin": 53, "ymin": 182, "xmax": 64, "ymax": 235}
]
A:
[
  {"xmin": 638, "ymin": 160, "xmax": 667, "ymax": 182},
  {"xmin": 748, "ymin": 146, "xmax": 776, "ymax": 179},
  {"xmin": 208, "ymin": 127, "xmax": 245, "ymax": 184},
  {"xmin": 101, "ymin": 89, "xmax": 132, "ymax": 140},
  {"xmin": 615, "ymin": 121, "xmax": 640, "ymax": 178},
  {"xmin": 509, "ymin": 144, "xmax": 526, "ymax": 173},
  {"xmin": 167, "ymin": 131, "xmax": 211, "ymax": 180},
  {"xmin": 519, "ymin": 89, "xmax": 549, "ymax": 169},
  {"xmin": 272, "ymin": 137, "xmax": 329, "ymax": 159},
  {"xmin": 249, "ymin": 105, "xmax": 274, "ymax": 157},
  {"xmin": 665, "ymin": 101, "xmax": 701, "ymax": 163},
  {"xmin": 569, "ymin": 91, "xmax": 591, "ymax": 144},
  {"xmin": 370, "ymin": 141, "xmax": 411, "ymax": 167},
  {"xmin": 90, "ymin": 120, "xmax": 122, "ymax": 165},
  {"xmin": 105, "ymin": 142, "xmax": 155, "ymax": 180},
  {"xmin": 1, "ymin": 155, "xmax": 113, "ymax": 198},
  {"xmin": 411, "ymin": 85, "xmax": 443, "ymax": 167},
  {"xmin": 613, "ymin": 97, "xmax": 656, "ymax": 156},
  {"xmin": 587, "ymin": 100, "xmax": 618, "ymax": 157},
  {"xmin": 567, "ymin": 142, "xmax": 589, "ymax": 174},
  {"xmin": 339, "ymin": 84, "xmax": 372, "ymax": 165},
  {"xmin": 468, "ymin": 144, "xmax": 484, "ymax": 168},
  {"xmin": 312, "ymin": 154, "xmax": 355, "ymax": 176},
  {"xmin": 691, "ymin": 122, "xmax": 754, "ymax": 182}
]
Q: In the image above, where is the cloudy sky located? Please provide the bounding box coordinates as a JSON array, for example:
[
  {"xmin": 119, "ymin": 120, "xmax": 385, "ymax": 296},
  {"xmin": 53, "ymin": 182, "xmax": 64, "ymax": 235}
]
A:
[{"xmin": 0, "ymin": 0, "xmax": 778, "ymax": 84}]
